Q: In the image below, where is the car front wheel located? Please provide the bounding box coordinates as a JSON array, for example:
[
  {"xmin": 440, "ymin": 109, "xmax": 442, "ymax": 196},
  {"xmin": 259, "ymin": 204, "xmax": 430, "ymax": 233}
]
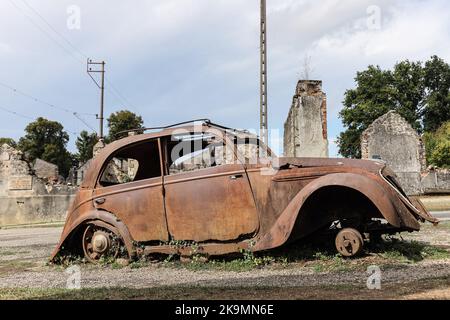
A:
[{"xmin": 81, "ymin": 223, "xmax": 123, "ymax": 263}]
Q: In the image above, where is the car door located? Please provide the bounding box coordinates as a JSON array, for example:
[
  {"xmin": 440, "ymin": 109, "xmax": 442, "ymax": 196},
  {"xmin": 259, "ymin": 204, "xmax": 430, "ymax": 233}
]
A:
[
  {"xmin": 162, "ymin": 132, "xmax": 259, "ymax": 242},
  {"xmin": 92, "ymin": 138, "xmax": 169, "ymax": 242}
]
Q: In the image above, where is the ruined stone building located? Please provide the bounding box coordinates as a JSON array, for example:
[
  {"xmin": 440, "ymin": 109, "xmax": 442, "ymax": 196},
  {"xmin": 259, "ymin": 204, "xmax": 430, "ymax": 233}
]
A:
[
  {"xmin": 0, "ymin": 143, "xmax": 75, "ymax": 225},
  {"xmin": 361, "ymin": 111, "xmax": 426, "ymax": 195},
  {"xmin": 361, "ymin": 110, "xmax": 450, "ymax": 195},
  {"xmin": 283, "ymin": 80, "xmax": 329, "ymax": 157}
]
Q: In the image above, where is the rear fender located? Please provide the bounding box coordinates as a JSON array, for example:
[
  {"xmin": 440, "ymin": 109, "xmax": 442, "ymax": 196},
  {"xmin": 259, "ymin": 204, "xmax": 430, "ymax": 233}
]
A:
[{"xmin": 254, "ymin": 173, "xmax": 406, "ymax": 251}]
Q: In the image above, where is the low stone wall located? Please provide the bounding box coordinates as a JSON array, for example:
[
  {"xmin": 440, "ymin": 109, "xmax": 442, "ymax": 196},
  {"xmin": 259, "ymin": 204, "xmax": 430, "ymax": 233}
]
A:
[
  {"xmin": 0, "ymin": 143, "xmax": 77, "ymax": 226},
  {"xmin": 421, "ymin": 169, "xmax": 450, "ymax": 194},
  {"xmin": 0, "ymin": 194, "xmax": 74, "ymax": 226}
]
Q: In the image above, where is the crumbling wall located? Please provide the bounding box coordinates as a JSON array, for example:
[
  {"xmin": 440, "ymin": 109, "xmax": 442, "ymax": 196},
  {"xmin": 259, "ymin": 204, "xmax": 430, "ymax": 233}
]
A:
[
  {"xmin": 283, "ymin": 80, "xmax": 329, "ymax": 157},
  {"xmin": 421, "ymin": 169, "xmax": 450, "ymax": 194},
  {"xmin": 33, "ymin": 158, "xmax": 59, "ymax": 181},
  {"xmin": 361, "ymin": 111, "xmax": 426, "ymax": 195},
  {"xmin": 0, "ymin": 144, "xmax": 76, "ymax": 226}
]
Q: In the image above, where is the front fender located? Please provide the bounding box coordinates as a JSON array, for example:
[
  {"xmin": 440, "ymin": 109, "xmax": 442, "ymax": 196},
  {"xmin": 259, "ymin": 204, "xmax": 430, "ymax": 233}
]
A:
[
  {"xmin": 50, "ymin": 209, "xmax": 136, "ymax": 261},
  {"xmin": 254, "ymin": 172, "xmax": 414, "ymax": 251}
]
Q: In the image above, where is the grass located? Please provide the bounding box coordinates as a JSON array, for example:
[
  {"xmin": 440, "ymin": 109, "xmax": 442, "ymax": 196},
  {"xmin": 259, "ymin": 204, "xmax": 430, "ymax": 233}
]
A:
[
  {"xmin": 372, "ymin": 238, "xmax": 450, "ymax": 263},
  {"xmin": 1, "ymin": 276, "xmax": 450, "ymax": 300},
  {"xmin": 151, "ymin": 235, "xmax": 450, "ymax": 273},
  {"xmin": 0, "ymin": 250, "xmax": 17, "ymax": 257},
  {"xmin": 0, "ymin": 260, "xmax": 37, "ymax": 275}
]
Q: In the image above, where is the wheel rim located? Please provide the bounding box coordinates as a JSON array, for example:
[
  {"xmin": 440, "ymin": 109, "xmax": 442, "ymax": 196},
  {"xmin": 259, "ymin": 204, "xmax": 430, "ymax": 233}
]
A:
[
  {"xmin": 82, "ymin": 224, "xmax": 120, "ymax": 263},
  {"xmin": 335, "ymin": 228, "xmax": 364, "ymax": 257}
]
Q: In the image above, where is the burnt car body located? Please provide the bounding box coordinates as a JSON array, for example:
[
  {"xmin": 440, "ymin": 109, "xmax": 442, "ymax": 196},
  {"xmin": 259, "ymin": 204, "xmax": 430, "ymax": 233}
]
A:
[{"xmin": 51, "ymin": 120, "xmax": 438, "ymax": 262}]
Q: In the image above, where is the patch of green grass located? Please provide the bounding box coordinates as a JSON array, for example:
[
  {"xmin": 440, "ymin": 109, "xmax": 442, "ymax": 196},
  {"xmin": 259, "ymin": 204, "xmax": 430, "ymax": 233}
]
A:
[
  {"xmin": 160, "ymin": 248, "xmax": 286, "ymax": 273},
  {"xmin": 0, "ymin": 250, "xmax": 17, "ymax": 257},
  {"xmin": 373, "ymin": 239, "xmax": 450, "ymax": 263},
  {"xmin": 0, "ymin": 260, "xmax": 37, "ymax": 275},
  {"xmin": 129, "ymin": 261, "xmax": 148, "ymax": 269},
  {"xmin": 308, "ymin": 252, "xmax": 352, "ymax": 272}
]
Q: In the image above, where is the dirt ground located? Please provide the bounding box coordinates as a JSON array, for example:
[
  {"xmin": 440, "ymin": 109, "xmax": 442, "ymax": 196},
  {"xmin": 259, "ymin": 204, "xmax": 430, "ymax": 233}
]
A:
[{"xmin": 0, "ymin": 221, "xmax": 449, "ymax": 300}]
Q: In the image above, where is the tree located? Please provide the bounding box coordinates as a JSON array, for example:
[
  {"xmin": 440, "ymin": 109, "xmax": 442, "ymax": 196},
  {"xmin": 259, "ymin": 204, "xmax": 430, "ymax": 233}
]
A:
[
  {"xmin": 75, "ymin": 130, "xmax": 98, "ymax": 164},
  {"xmin": 0, "ymin": 137, "xmax": 17, "ymax": 148},
  {"xmin": 337, "ymin": 56, "xmax": 449, "ymax": 158},
  {"xmin": 337, "ymin": 65, "xmax": 397, "ymax": 158},
  {"xmin": 107, "ymin": 110, "xmax": 144, "ymax": 142},
  {"xmin": 18, "ymin": 117, "xmax": 73, "ymax": 177},
  {"xmin": 423, "ymin": 121, "xmax": 450, "ymax": 168},
  {"xmin": 422, "ymin": 55, "xmax": 450, "ymax": 132}
]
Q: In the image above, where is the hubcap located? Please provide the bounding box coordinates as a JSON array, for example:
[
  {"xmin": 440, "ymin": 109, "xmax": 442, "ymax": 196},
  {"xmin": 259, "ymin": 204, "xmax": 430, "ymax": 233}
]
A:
[
  {"xmin": 92, "ymin": 232, "xmax": 110, "ymax": 253},
  {"xmin": 82, "ymin": 224, "xmax": 120, "ymax": 263}
]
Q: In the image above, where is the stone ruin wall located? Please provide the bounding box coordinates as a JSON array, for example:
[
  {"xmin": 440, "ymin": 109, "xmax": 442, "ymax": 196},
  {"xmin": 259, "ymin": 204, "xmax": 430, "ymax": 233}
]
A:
[
  {"xmin": 284, "ymin": 80, "xmax": 329, "ymax": 158},
  {"xmin": 361, "ymin": 111, "xmax": 449, "ymax": 195},
  {"xmin": 0, "ymin": 144, "xmax": 76, "ymax": 226}
]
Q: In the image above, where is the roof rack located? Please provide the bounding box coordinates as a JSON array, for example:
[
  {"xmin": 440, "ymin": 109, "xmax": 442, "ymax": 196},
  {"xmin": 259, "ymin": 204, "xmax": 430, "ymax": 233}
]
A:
[{"xmin": 115, "ymin": 119, "xmax": 252, "ymax": 138}]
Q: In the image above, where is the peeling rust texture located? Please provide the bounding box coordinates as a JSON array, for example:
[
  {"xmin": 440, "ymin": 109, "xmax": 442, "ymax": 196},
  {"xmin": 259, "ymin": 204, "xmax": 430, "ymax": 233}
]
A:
[{"xmin": 51, "ymin": 122, "xmax": 437, "ymax": 261}]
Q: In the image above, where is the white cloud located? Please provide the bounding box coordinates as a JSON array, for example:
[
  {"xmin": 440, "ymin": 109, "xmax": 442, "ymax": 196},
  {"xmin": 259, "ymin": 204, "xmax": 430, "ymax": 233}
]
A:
[
  {"xmin": 311, "ymin": 1, "xmax": 450, "ymax": 61},
  {"xmin": 0, "ymin": 0, "xmax": 448, "ymax": 154}
]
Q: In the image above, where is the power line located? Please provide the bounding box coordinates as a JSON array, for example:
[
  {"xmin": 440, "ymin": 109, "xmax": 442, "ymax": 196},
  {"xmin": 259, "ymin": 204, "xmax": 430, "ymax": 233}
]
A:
[
  {"xmin": 73, "ymin": 112, "xmax": 97, "ymax": 133},
  {"xmin": 11, "ymin": 0, "xmax": 138, "ymax": 113},
  {"xmin": 0, "ymin": 105, "xmax": 34, "ymax": 120},
  {"xmin": 7, "ymin": 0, "xmax": 84, "ymax": 64},
  {"xmin": 20, "ymin": 0, "xmax": 89, "ymax": 60},
  {"xmin": 105, "ymin": 78, "xmax": 137, "ymax": 111},
  {"xmin": 0, "ymin": 81, "xmax": 96, "ymax": 116},
  {"xmin": 0, "ymin": 105, "xmax": 81, "ymax": 136}
]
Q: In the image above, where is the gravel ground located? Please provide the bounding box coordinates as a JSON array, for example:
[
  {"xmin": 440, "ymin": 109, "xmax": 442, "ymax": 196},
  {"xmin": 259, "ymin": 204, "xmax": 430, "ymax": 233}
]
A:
[{"xmin": 0, "ymin": 223, "xmax": 449, "ymax": 298}]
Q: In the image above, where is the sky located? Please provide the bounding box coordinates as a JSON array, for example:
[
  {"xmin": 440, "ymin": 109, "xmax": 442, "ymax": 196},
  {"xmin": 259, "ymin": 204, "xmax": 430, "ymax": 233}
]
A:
[{"xmin": 0, "ymin": 0, "xmax": 449, "ymax": 156}]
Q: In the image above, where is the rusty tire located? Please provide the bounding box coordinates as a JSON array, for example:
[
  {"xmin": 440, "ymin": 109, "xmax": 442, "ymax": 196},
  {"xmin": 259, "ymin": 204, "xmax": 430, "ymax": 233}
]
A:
[
  {"xmin": 335, "ymin": 228, "xmax": 364, "ymax": 257},
  {"xmin": 81, "ymin": 223, "xmax": 123, "ymax": 263}
]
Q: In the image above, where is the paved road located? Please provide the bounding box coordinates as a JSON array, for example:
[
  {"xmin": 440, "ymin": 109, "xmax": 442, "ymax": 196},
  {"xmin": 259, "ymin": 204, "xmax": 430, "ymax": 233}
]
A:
[{"xmin": 431, "ymin": 211, "xmax": 450, "ymax": 221}]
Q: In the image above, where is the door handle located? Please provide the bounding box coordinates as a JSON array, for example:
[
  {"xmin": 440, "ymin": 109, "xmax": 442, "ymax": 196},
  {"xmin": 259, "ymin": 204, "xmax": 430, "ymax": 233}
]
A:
[
  {"xmin": 229, "ymin": 174, "xmax": 243, "ymax": 180},
  {"xmin": 94, "ymin": 198, "xmax": 106, "ymax": 205}
]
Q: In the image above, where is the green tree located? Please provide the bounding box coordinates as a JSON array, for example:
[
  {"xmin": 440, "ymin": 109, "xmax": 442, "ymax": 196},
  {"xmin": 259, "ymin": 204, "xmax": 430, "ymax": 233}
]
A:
[
  {"xmin": 423, "ymin": 121, "xmax": 450, "ymax": 168},
  {"xmin": 338, "ymin": 56, "xmax": 449, "ymax": 158},
  {"xmin": 75, "ymin": 130, "xmax": 98, "ymax": 164},
  {"xmin": 107, "ymin": 110, "xmax": 144, "ymax": 142},
  {"xmin": 338, "ymin": 65, "xmax": 398, "ymax": 158},
  {"xmin": 422, "ymin": 55, "xmax": 450, "ymax": 132},
  {"xmin": 18, "ymin": 117, "xmax": 73, "ymax": 177},
  {"xmin": 0, "ymin": 137, "xmax": 17, "ymax": 148}
]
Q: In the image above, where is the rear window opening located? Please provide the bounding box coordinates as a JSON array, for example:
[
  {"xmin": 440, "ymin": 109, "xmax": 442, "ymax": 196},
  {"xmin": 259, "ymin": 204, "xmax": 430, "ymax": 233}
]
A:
[{"xmin": 99, "ymin": 140, "xmax": 161, "ymax": 187}]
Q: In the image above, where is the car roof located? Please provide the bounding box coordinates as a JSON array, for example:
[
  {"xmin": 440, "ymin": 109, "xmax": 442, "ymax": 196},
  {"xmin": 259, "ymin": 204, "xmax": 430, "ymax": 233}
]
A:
[{"xmin": 80, "ymin": 122, "xmax": 256, "ymax": 188}]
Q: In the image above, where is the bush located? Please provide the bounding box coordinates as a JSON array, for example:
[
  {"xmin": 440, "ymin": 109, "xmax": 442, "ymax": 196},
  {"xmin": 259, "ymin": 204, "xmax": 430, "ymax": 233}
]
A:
[{"xmin": 423, "ymin": 121, "xmax": 450, "ymax": 168}]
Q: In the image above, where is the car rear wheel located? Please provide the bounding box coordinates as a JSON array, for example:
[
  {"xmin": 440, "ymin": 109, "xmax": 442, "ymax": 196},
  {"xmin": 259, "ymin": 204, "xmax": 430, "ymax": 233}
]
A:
[
  {"xmin": 82, "ymin": 223, "xmax": 123, "ymax": 263},
  {"xmin": 335, "ymin": 228, "xmax": 364, "ymax": 257}
]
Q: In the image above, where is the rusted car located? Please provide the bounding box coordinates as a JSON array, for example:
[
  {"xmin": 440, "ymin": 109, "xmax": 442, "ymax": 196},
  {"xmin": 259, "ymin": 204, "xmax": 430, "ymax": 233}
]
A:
[{"xmin": 51, "ymin": 120, "xmax": 438, "ymax": 263}]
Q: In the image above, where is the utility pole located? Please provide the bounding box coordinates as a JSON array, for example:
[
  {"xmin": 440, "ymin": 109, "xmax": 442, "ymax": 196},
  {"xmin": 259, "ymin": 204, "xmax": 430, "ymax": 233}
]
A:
[
  {"xmin": 87, "ymin": 59, "xmax": 106, "ymax": 140},
  {"xmin": 260, "ymin": 0, "xmax": 268, "ymax": 150}
]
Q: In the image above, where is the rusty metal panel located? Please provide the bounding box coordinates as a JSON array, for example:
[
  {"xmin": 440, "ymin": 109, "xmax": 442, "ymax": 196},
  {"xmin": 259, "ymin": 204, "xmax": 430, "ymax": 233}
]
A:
[
  {"xmin": 93, "ymin": 177, "xmax": 169, "ymax": 242},
  {"xmin": 164, "ymin": 164, "xmax": 258, "ymax": 242}
]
